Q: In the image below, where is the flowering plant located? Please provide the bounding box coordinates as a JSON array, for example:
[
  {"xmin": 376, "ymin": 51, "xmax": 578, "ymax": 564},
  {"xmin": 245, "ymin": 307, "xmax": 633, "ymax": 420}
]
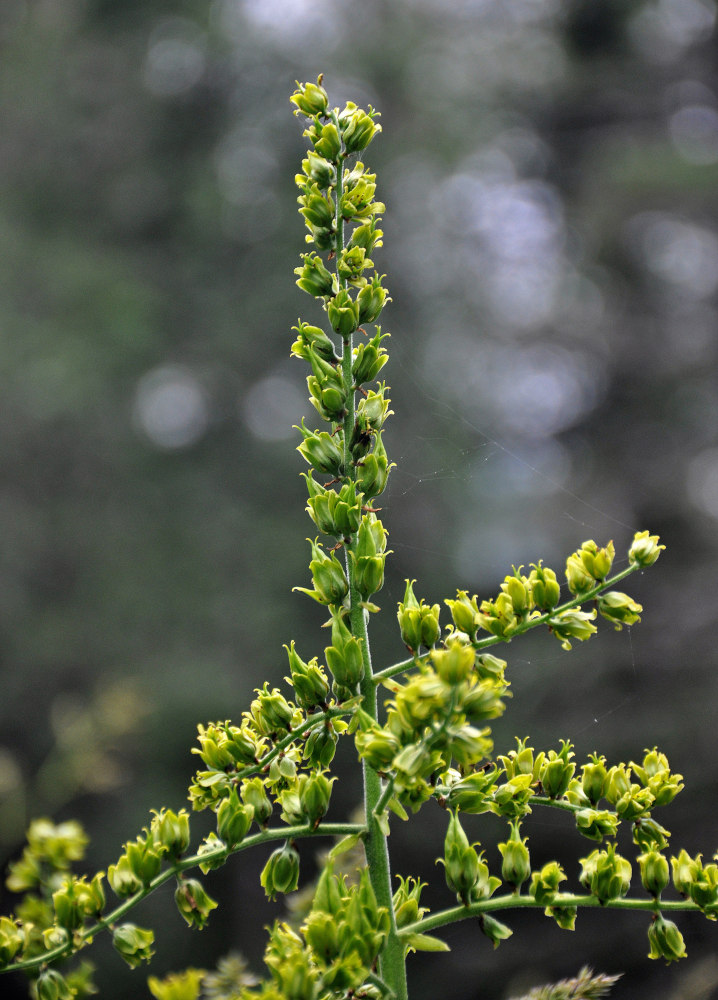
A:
[{"xmin": 1, "ymin": 77, "xmax": 715, "ymax": 1000}]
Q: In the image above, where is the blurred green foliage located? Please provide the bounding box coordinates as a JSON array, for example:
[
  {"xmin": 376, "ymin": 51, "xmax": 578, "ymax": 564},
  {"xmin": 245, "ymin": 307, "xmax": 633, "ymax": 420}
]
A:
[{"xmin": 2, "ymin": 1, "xmax": 718, "ymax": 998}]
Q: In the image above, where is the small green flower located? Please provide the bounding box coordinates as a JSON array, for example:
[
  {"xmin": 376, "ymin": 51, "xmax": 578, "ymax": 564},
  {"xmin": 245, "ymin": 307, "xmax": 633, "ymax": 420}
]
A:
[
  {"xmin": 174, "ymin": 879, "xmax": 218, "ymax": 929},
  {"xmin": 260, "ymin": 842, "xmax": 300, "ymax": 899},
  {"xmin": 112, "ymin": 923, "xmax": 155, "ymax": 968},
  {"xmin": 629, "ymin": 530, "xmax": 665, "ymax": 567},
  {"xmin": 290, "ymin": 77, "xmax": 329, "ymax": 118},
  {"xmin": 647, "ymin": 915, "xmax": 686, "ymax": 962}
]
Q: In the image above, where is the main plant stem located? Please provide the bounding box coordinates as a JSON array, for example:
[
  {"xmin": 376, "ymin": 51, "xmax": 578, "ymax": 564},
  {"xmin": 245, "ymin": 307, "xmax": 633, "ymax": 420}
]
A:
[{"xmin": 333, "ymin": 126, "xmax": 408, "ymax": 1000}]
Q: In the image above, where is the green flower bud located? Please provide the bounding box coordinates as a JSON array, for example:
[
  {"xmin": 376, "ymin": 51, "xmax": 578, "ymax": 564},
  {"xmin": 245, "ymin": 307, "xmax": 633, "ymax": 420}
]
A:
[
  {"xmin": 303, "ymin": 476, "xmax": 362, "ymax": 539},
  {"xmin": 175, "ymin": 878, "xmax": 218, "ymax": 929},
  {"xmin": 300, "ymin": 150, "xmax": 334, "ymax": 189},
  {"xmin": 578, "ymin": 539, "xmax": 615, "ymax": 580},
  {"xmin": 294, "ymin": 537, "xmax": 349, "ymax": 607},
  {"xmin": 151, "ymin": 808, "xmax": 191, "ymax": 859},
  {"xmin": 439, "ymin": 811, "xmax": 476, "ymax": 900},
  {"xmin": 445, "ymin": 767, "xmax": 499, "ymax": 814},
  {"xmin": 355, "ymin": 384, "xmax": 392, "ymax": 437},
  {"xmin": 36, "ymin": 970, "xmax": 74, "ymax": 1000},
  {"xmin": 530, "ymin": 861, "xmax": 566, "ymax": 906},
  {"xmin": 285, "ymin": 640, "xmax": 330, "ymax": 710},
  {"xmin": 325, "ymin": 609, "xmax": 364, "ymax": 692},
  {"xmin": 349, "ymin": 219, "xmax": 384, "ymax": 252},
  {"xmin": 338, "ymin": 102, "xmax": 382, "ymax": 153},
  {"xmin": 107, "ymin": 854, "xmax": 143, "ymax": 898},
  {"xmin": 629, "ymin": 530, "xmax": 665, "ymax": 567},
  {"xmin": 575, "ymin": 808, "xmax": 619, "ymax": 842},
  {"xmin": 539, "ymin": 743, "xmax": 575, "ymax": 799},
  {"xmin": 581, "ymin": 753, "xmax": 608, "ymax": 805},
  {"xmin": 298, "ymin": 185, "xmax": 335, "ymax": 231},
  {"xmin": 337, "ymin": 246, "xmax": 373, "ymax": 285},
  {"xmin": 197, "ymin": 831, "xmax": 227, "ymax": 873},
  {"xmin": 291, "ymin": 320, "xmax": 337, "ymax": 367},
  {"xmin": 598, "ymin": 591, "xmax": 643, "ymax": 630},
  {"xmin": 444, "ymin": 590, "xmax": 479, "ymax": 638},
  {"xmin": 327, "ymin": 288, "xmax": 360, "ymax": 337},
  {"xmin": 313, "ymin": 121, "xmax": 341, "ymax": 160},
  {"xmin": 500, "ymin": 566, "xmax": 533, "ymax": 615},
  {"xmin": 295, "ymin": 252, "xmax": 335, "ymax": 298},
  {"xmin": 579, "ymin": 845, "xmax": 632, "ymax": 903},
  {"xmin": 357, "ymin": 274, "xmax": 389, "ymax": 324},
  {"xmin": 393, "ymin": 876, "xmax": 428, "ymax": 929},
  {"xmin": 528, "ymin": 562, "xmax": 561, "ymax": 610},
  {"xmin": 569, "ymin": 777, "xmax": 596, "ymax": 808},
  {"xmin": 216, "ymin": 788, "xmax": 254, "ymax": 847},
  {"xmin": 633, "ymin": 816, "xmax": 670, "ymax": 851},
  {"xmin": 475, "ymin": 653, "xmax": 508, "ymax": 680},
  {"xmin": 352, "ymin": 328, "xmax": 389, "ymax": 385},
  {"xmin": 548, "ymin": 608, "xmax": 597, "ymax": 650},
  {"xmin": 638, "ymin": 850, "xmax": 670, "ymax": 897},
  {"xmin": 303, "ymin": 723, "xmax": 338, "ymax": 768},
  {"xmin": 492, "ymin": 773, "xmax": 535, "ymax": 820},
  {"xmin": 355, "ymin": 722, "xmax": 400, "ymax": 771},
  {"xmin": 6, "ymin": 819, "xmax": 88, "ymax": 893},
  {"xmin": 241, "ymin": 776, "xmax": 273, "ymax": 827},
  {"xmin": 250, "ymin": 683, "xmax": 295, "ymax": 735},
  {"xmin": 112, "ymin": 923, "xmax": 155, "ymax": 968},
  {"xmin": 295, "ymin": 419, "xmax": 344, "ymax": 477},
  {"xmin": 688, "ymin": 861, "xmax": 718, "ymax": 910},
  {"xmin": 354, "ymin": 430, "xmax": 393, "ymax": 498},
  {"xmin": 397, "ymin": 579, "xmax": 441, "ymax": 651},
  {"xmin": 431, "ymin": 639, "xmax": 475, "ymax": 685},
  {"xmin": 147, "ymin": 969, "xmax": 205, "ymax": 1000},
  {"xmin": 548, "ymin": 905, "xmax": 577, "ymax": 930},
  {"xmin": 52, "ymin": 876, "xmax": 88, "ymax": 931},
  {"xmin": 306, "ymin": 349, "xmax": 348, "ymax": 422},
  {"xmin": 647, "ymin": 915, "xmax": 686, "ymax": 962},
  {"xmin": 499, "ymin": 738, "xmax": 544, "ymax": 783},
  {"xmin": 290, "ymin": 78, "xmax": 329, "ymax": 118},
  {"xmin": 0, "ymin": 916, "xmax": 24, "ymax": 966},
  {"xmin": 260, "ymin": 842, "xmax": 300, "ymax": 899},
  {"xmin": 126, "ymin": 835, "xmax": 164, "ymax": 886},
  {"xmin": 476, "ymin": 592, "xmax": 518, "ymax": 639},
  {"xmin": 340, "ymin": 161, "xmax": 380, "ymax": 220},
  {"xmin": 438, "ymin": 812, "xmax": 501, "ymax": 905},
  {"xmin": 672, "ymin": 848, "xmax": 702, "ymax": 897},
  {"xmin": 631, "ymin": 747, "xmax": 684, "ymax": 806},
  {"xmin": 565, "ymin": 552, "xmax": 595, "ymax": 596},
  {"xmin": 350, "ymin": 550, "xmax": 386, "ymax": 601},
  {"xmin": 299, "ymin": 770, "xmax": 335, "ymax": 827},
  {"xmin": 498, "ymin": 822, "xmax": 531, "ymax": 889},
  {"xmin": 480, "ymin": 914, "xmax": 513, "ymax": 949},
  {"xmin": 312, "ymin": 861, "xmax": 345, "ymax": 918}
]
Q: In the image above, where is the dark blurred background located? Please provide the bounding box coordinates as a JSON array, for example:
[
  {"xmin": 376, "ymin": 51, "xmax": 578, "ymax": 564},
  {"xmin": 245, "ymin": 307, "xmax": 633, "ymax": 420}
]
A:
[{"xmin": 2, "ymin": 0, "xmax": 718, "ymax": 997}]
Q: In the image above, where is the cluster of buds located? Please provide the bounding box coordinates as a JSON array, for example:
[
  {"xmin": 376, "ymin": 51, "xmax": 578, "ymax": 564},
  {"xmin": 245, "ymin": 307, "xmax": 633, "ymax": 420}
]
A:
[
  {"xmin": 440, "ymin": 534, "xmax": 656, "ymax": 651},
  {"xmin": 290, "ymin": 77, "xmax": 393, "ymax": 717},
  {"xmin": 355, "ymin": 643, "xmax": 508, "ymax": 809},
  {"xmin": 245, "ymin": 860, "xmax": 390, "ymax": 1000},
  {"xmin": 563, "ymin": 747, "xmax": 683, "ymax": 829}
]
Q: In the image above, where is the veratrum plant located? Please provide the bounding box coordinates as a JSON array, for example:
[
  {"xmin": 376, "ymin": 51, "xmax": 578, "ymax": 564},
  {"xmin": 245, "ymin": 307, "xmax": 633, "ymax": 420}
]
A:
[{"xmin": 1, "ymin": 76, "xmax": 716, "ymax": 1000}]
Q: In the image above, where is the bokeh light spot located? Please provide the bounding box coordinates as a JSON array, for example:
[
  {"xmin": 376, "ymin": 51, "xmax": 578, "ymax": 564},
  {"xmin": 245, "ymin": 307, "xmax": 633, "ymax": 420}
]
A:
[{"xmin": 134, "ymin": 365, "xmax": 211, "ymax": 450}]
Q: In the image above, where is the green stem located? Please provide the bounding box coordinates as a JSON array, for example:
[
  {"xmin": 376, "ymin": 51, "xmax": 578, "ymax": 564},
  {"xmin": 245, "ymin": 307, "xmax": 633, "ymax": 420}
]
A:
[
  {"xmin": 401, "ymin": 891, "xmax": 706, "ymax": 939},
  {"xmin": 4, "ymin": 822, "xmax": 365, "ymax": 976}
]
